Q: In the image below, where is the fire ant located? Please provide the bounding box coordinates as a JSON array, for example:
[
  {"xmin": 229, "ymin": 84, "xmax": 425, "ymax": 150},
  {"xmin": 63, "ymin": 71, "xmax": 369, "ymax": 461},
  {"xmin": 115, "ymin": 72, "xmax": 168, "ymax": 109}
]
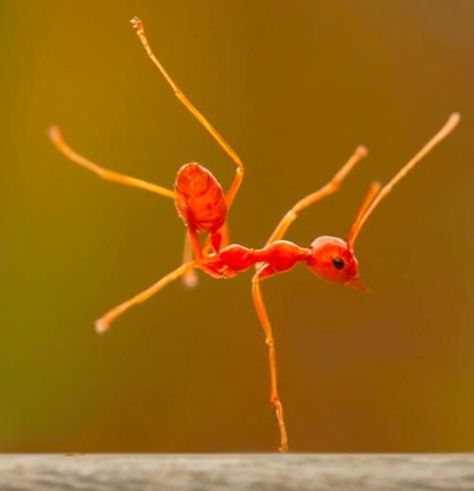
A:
[{"xmin": 49, "ymin": 17, "xmax": 460, "ymax": 452}]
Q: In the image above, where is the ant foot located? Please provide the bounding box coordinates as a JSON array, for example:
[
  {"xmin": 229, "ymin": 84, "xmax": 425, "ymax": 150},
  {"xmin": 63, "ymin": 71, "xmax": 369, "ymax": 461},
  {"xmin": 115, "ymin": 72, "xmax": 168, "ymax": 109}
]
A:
[
  {"xmin": 356, "ymin": 145, "xmax": 368, "ymax": 158},
  {"xmin": 48, "ymin": 125, "xmax": 61, "ymax": 143},
  {"xmin": 130, "ymin": 16, "xmax": 143, "ymax": 31},
  {"xmin": 95, "ymin": 318, "xmax": 109, "ymax": 334}
]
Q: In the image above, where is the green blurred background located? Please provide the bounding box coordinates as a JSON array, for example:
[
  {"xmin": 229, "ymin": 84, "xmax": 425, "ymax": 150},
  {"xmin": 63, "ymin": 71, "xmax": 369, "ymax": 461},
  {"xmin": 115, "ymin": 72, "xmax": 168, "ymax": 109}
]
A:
[{"xmin": 1, "ymin": 0, "xmax": 473, "ymax": 452}]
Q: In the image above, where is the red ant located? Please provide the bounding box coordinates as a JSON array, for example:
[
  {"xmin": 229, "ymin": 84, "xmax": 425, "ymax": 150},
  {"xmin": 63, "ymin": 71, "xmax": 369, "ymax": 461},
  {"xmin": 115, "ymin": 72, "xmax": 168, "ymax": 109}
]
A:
[{"xmin": 49, "ymin": 17, "xmax": 460, "ymax": 452}]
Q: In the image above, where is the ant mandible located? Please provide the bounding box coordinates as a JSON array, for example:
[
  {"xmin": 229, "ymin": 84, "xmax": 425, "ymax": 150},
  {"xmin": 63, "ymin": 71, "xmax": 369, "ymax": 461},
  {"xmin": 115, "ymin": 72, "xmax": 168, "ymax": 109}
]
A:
[{"xmin": 49, "ymin": 17, "xmax": 460, "ymax": 453}]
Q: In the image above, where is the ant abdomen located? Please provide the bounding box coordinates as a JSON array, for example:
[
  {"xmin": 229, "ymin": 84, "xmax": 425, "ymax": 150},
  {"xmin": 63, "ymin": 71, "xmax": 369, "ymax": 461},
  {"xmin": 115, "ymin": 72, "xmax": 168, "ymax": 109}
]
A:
[{"xmin": 174, "ymin": 163, "xmax": 227, "ymax": 234}]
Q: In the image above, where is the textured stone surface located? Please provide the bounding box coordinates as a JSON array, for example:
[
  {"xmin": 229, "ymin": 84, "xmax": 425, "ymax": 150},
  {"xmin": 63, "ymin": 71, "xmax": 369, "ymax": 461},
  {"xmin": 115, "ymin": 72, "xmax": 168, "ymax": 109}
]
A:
[{"xmin": 0, "ymin": 454, "xmax": 473, "ymax": 491}]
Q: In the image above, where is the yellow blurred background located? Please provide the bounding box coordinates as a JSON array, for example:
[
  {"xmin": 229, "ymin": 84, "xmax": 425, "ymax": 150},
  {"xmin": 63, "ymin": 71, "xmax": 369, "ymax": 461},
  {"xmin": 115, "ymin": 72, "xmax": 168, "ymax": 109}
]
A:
[{"xmin": 1, "ymin": 1, "xmax": 474, "ymax": 452}]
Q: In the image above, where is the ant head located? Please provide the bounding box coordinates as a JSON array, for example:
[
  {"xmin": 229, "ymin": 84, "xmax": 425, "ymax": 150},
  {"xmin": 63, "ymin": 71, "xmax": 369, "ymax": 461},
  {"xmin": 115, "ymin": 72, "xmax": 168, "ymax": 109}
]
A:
[
  {"xmin": 307, "ymin": 236, "xmax": 367, "ymax": 291},
  {"xmin": 303, "ymin": 112, "xmax": 461, "ymax": 293}
]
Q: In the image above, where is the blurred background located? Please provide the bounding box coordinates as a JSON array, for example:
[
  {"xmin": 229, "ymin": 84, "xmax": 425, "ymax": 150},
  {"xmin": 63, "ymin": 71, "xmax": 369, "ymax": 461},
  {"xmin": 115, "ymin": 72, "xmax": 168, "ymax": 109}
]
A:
[{"xmin": 1, "ymin": 0, "xmax": 473, "ymax": 452}]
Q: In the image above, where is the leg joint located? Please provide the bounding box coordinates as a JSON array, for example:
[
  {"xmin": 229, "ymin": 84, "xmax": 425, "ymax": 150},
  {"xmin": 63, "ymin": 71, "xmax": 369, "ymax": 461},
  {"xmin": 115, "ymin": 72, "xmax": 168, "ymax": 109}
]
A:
[
  {"xmin": 271, "ymin": 394, "xmax": 281, "ymax": 405},
  {"xmin": 286, "ymin": 210, "xmax": 298, "ymax": 222},
  {"xmin": 265, "ymin": 337, "xmax": 274, "ymax": 348}
]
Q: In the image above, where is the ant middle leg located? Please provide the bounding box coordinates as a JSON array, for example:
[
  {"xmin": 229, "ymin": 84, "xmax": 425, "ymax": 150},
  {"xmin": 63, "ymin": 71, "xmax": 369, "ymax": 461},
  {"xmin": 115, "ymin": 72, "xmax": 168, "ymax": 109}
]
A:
[
  {"xmin": 251, "ymin": 268, "xmax": 289, "ymax": 452},
  {"xmin": 96, "ymin": 261, "xmax": 194, "ymax": 333}
]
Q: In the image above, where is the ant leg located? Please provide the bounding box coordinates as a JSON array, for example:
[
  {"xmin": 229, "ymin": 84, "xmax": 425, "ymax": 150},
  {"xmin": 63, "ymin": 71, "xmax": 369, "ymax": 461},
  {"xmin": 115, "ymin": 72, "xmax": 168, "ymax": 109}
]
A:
[
  {"xmin": 187, "ymin": 227, "xmax": 204, "ymax": 261},
  {"xmin": 202, "ymin": 221, "xmax": 230, "ymax": 257},
  {"xmin": 219, "ymin": 223, "xmax": 230, "ymax": 248},
  {"xmin": 182, "ymin": 231, "xmax": 199, "ymax": 288},
  {"xmin": 251, "ymin": 270, "xmax": 289, "ymax": 452},
  {"xmin": 266, "ymin": 145, "xmax": 368, "ymax": 245},
  {"xmin": 130, "ymin": 17, "xmax": 244, "ymax": 208},
  {"xmin": 49, "ymin": 126, "xmax": 175, "ymax": 199},
  {"xmin": 96, "ymin": 261, "xmax": 194, "ymax": 333}
]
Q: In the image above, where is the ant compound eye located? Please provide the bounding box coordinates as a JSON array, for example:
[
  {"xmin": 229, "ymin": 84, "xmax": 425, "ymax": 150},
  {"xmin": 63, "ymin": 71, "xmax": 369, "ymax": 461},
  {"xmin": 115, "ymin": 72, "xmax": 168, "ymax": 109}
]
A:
[{"xmin": 332, "ymin": 256, "xmax": 345, "ymax": 270}]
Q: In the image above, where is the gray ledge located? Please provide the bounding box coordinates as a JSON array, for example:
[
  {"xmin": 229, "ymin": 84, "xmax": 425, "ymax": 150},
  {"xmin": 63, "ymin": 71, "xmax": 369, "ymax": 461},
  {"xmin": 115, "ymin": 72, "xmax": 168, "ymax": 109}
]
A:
[{"xmin": 0, "ymin": 454, "xmax": 473, "ymax": 491}]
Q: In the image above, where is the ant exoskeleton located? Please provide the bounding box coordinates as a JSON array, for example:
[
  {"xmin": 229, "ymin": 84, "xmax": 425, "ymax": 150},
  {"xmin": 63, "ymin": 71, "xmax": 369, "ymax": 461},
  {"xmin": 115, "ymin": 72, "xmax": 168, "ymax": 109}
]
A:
[{"xmin": 49, "ymin": 17, "xmax": 460, "ymax": 452}]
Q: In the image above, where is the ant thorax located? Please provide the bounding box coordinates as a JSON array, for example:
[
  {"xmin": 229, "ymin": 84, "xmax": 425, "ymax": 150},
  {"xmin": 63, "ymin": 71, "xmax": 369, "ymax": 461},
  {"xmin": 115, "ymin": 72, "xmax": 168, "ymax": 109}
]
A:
[{"xmin": 200, "ymin": 240, "xmax": 310, "ymax": 279}]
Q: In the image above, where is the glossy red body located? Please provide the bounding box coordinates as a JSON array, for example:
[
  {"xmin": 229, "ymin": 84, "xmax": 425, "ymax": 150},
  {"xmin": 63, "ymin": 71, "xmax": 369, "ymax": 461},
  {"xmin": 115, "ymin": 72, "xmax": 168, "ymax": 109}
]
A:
[
  {"xmin": 177, "ymin": 165, "xmax": 361, "ymax": 285},
  {"xmin": 201, "ymin": 241, "xmax": 311, "ymax": 278},
  {"xmin": 175, "ymin": 163, "xmax": 227, "ymax": 234},
  {"xmin": 307, "ymin": 236, "xmax": 359, "ymax": 284}
]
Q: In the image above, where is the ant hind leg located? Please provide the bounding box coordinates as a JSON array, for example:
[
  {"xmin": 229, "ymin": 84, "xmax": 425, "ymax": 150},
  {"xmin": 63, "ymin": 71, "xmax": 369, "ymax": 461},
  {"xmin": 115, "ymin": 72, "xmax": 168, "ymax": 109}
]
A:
[
  {"xmin": 130, "ymin": 17, "xmax": 245, "ymax": 209},
  {"xmin": 49, "ymin": 126, "xmax": 175, "ymax": 199},
  {"xmin": 182, "ymin": 231, "xmax": 199, "ymax": 288}
]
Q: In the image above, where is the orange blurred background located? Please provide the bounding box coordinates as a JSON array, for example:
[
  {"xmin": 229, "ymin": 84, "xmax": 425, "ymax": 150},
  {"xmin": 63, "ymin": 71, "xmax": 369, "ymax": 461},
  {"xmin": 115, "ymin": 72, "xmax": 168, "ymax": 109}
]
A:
[{"xmin": 1, "ymin": 1, "xmax": 474, "ymax": 452}]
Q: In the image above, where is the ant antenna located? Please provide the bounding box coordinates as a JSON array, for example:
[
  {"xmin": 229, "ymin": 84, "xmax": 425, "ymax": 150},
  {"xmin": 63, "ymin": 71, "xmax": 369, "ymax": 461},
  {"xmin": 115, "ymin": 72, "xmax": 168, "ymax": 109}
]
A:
[
  {"xmin": 347, "ymin": 180, "xmax": 382, "ymax": 246},
  {"xmin": 347, "ymin": 112, "xmax": 460, "ymax": 250}
]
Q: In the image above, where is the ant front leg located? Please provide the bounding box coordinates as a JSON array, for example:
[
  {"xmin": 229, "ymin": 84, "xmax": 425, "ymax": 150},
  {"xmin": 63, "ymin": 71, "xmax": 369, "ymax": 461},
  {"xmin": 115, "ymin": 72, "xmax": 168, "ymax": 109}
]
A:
[
  {"xmin": 251, "ymin": 267, "xmax": 289, "ymax": 452},
  {"xmin": 266, "ymin": 145, "xmax": 368, "ymax": 245}
]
